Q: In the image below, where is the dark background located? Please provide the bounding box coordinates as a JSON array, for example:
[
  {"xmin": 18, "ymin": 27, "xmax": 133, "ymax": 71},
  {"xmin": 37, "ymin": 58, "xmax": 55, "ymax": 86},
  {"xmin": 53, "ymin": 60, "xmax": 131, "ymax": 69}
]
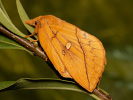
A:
[{"xmin": 0, "ymin": 0, "xmax": 133, "ymax": 100}]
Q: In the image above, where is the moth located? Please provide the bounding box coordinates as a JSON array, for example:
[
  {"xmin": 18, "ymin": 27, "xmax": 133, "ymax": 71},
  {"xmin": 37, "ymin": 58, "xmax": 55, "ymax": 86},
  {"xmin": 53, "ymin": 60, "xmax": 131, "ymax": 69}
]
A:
[{"xmin": 25, "ymin": 15, "xmax": 106, "ymax": 92}]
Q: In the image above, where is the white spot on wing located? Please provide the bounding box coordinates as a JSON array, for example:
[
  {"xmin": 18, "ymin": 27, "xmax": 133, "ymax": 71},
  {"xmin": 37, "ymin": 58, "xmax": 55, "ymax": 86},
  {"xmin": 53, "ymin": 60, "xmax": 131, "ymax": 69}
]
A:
[{"xmin": 66, "ymin": 42, "xmax": 71, "ymax": 49}]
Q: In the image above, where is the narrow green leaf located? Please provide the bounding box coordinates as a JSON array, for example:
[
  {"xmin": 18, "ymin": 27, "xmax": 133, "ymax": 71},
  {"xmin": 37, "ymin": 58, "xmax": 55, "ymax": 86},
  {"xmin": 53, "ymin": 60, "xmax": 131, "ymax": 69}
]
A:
[
  {"xmin": 0, "ymin": 0, "xmax": 10, "ymax": 20},
  {"xmin": 0, "ymin": 0, "xmax": 36, "ymax": 42},
  {"xmin": 0, "ymin": 78, "xmax": 101, "ymax": 100},
  {"xmin": 0, "ymin": 8, "xmax": 25, "ymax": 37},
  {"xmin": 0, "ymin": 35, "xmax": 32, "ymax": 54},
  {"xmin": 0, "ymin": 42, "xmax": 22, "ymax": 49},
  {"xmin": 16, "ymin": 0, "xmax": 38, "ymax": 42},
  {"xmin": 0, "ymin": 78, "xmax": 84, "ymax": 92},
  {"xmin": 0, "ymin": 35, "xmax": 24, "ymax": 49},
  {"xmin": 16, "ymin": 0, "xmax": 34, "ymax": 33},
  {"xmin": 0, "ymin": 81, "xmax": 14, "ymax": 90},
  {"xmin": 0, "ymin": 34, "xmax": 32, "ymax": 54}
]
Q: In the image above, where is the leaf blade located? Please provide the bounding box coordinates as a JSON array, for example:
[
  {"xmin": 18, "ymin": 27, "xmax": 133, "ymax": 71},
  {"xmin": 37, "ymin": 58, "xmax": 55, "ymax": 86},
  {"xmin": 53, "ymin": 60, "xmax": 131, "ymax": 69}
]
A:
[
  {"xmin": 0, "ymin": 78, "xmax": 84, "ymax": 92},
  {"xmin": 16, "ymin": 0, "xmax": 34, "ymax": 33},
  {"xmin": 0, "ymin": 34, "xmax": 32, "ymax": 54},
  {"xmin": 0, "ymin": 0, "xmax": 10, "ymax": 20},
  {"xmin": 0, "ymin": 8, "xmax": 25, "ymax": 37},
  {"xmin": 0, "ymin": 35, "xmax": 24, "ymax": 49},
  {"xmin": 0, "ymin": 78, "xmax": 101, "ymax": 99},
  {"xmin": 0, "ymin": 81, "xmax": 15, "ymax": 90}
]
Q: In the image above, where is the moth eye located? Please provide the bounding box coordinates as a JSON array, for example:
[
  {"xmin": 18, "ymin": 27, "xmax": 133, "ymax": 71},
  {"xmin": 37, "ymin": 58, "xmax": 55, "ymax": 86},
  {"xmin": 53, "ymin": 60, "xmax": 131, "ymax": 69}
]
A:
[{"xmin": 35, "ymin": 21, "xmax": 38, "ymax": 25}]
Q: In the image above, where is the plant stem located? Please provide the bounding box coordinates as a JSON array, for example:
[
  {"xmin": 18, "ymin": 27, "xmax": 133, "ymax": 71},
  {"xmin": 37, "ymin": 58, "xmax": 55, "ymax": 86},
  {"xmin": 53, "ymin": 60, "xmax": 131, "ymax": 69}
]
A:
[
  {"xmin": 0, "ymin": 25, "xmax": 47, "ymax": 60},
  {"xmin": 93, "ymin": 88, "xmax": 112, "ymax": 100}
]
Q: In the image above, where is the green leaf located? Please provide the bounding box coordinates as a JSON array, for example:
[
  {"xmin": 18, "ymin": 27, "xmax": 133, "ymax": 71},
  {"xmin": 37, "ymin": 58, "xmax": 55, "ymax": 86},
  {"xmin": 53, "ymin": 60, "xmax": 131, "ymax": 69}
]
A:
[
  {"xmin": 0, "ymin": 35, "xmax": 32, "ymax": 54},
  {"xmin": 0, "ymin": 78, "xmax": 101, "ymax": 100},
  {"xmin": 16, "ymin": 0, "xmax": 38, "ymax": 41},
  {"xmin": 0, "ymin": 78, "xmax": 84, "ymax": 92},
  {"xmin": 16, "ymin": 0, "xmax": 38, "ymax": 43},
  {"xmin": 0, "ymin": 0, "xmax": 10, "ymax": 20},
  {"xmin": 0, "ymin": 35, "xmax": 24, "ymax": 49},
  {"xmin": 16, "ymin": 0, "xmax": 34, "ymax": 34},
  {"xmin": 0, "ymin": 81, "xmax": 14, "ymax": 90},
  {"xmin": 0, "ymin": 42, "xmax": 22, "ymax": 49},
  {"xmin": 0, "ymin": 8, "xmax": 25, "ymax": 37}
]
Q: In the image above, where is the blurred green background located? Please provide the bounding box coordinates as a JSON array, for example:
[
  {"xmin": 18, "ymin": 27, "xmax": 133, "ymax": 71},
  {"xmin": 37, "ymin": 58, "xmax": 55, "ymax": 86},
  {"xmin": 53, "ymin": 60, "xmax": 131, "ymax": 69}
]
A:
[{"xmin": 0, "ymin": 0, "xmax": 133, "ymax": 100}]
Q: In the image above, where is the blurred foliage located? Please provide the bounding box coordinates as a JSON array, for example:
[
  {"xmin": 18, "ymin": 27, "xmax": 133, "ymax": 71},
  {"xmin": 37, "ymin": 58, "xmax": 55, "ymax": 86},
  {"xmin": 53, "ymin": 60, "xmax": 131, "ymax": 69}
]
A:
[{"xmin": 0, "ymin": 0, "xmax": 133, "ymax": 100}]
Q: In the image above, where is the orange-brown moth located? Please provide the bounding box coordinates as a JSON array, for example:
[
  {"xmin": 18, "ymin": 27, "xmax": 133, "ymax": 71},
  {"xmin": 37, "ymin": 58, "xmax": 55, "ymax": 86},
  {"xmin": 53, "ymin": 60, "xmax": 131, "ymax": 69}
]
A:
[{"xmin": 25, "ymin": 15, "xmax": 106, "ymax": 92}]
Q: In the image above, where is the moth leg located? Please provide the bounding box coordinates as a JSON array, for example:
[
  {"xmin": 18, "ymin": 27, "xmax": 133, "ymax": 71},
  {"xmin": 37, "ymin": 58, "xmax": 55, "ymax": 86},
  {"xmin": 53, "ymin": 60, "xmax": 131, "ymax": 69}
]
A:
[
  {"xmin": 30, "ymin": 38, "xmax": 39, "ymax": 42},
  {"xmin": 25, "ymin": 25, "xmax": 39, "ymax": 38},
  {"xmin": 26, "ymin": 24, "xmax": 40, "ymax": 42},
  {"xmin": 25, "ymin": 31, "xmax": 36, "ymax": 38},
  {"xmin": 26, "ymin": 31, "xmax": 39, "ymax": 43}
]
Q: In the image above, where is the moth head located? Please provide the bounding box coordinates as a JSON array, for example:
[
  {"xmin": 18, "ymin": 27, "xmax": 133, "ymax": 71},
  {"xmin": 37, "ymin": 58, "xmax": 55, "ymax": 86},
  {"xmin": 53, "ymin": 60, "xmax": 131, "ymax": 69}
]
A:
[
  {"xmin": 25, "ymin": 15, "xmax": 62, "ymax": 29},
  {"xmin": 25, "ymin": 16, "xmax": 44, "ymax": 26}
]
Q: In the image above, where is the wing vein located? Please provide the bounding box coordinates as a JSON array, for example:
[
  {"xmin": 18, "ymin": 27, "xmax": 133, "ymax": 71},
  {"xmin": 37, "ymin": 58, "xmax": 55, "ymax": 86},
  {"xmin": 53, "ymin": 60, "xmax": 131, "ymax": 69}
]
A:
[
  {"xmin": 75, "ymin": 27, "xmax": 90, "ymax": 90},
  {"xmin": 46, "ymin": 20, "xmax": 67, "ymax": 74}
]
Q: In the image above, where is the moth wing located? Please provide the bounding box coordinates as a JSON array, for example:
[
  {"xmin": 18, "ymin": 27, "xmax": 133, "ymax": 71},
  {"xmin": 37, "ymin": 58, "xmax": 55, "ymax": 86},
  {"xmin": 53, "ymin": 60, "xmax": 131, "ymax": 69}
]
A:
[
  {"xmin": 48, "ymin": 20, "xmax": 106, "ymax": 92},
  {"xmin": 37, "ymin": 16, "xmax": 106, "ymax": 92},
  {"xmin": 37, "ymin": 20, "xmax": 71, "ymax": 78}
]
